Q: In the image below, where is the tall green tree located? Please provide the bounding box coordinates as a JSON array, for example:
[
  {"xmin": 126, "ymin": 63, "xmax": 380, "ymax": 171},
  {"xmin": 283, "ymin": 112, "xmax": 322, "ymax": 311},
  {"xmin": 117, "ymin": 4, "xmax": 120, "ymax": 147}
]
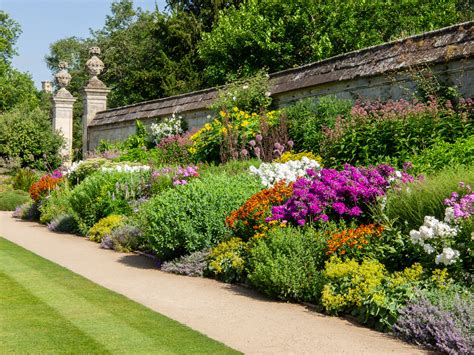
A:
[{"xmin": 198, "ymin": 0, "xmax": 467, "ymax": 85}]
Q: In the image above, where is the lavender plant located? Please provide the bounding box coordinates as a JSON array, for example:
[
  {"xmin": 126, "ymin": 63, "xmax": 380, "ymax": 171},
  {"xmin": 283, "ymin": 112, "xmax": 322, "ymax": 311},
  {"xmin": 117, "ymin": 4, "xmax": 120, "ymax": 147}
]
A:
[{"xmin": 161, "ymin": 250, "xmax": 210, "ymax": 277}]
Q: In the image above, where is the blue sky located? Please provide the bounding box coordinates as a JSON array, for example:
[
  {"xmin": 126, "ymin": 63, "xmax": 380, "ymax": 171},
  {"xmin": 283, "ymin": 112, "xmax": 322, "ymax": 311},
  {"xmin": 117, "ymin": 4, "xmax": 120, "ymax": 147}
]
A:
[{"xmin": 1, "ymin": 0, "xmax": 167, "ymax": 89}]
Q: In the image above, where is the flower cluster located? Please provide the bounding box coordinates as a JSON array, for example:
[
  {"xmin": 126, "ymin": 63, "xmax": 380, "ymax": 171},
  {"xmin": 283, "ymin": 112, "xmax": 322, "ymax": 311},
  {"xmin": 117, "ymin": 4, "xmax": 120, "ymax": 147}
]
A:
[
  {"xmin": 444, "ymin": 183, "xmax": 473, "ymax": 222},
  {"xmin": 101, "ymin": 164, "xmax": 151, "ymax": 173},
  {"xmin": 409, "ymin": 210, "xmax": 462, "ymax": 266},
  {"xmin": 326, "ymin": 224, "xmax": 384, "ymax": 256},
  {"xmin": 273, "ymin": 151, "xmax": 322, "ymax": 164},
  {"xmin": 350, "ymin": 97, "xmax": 440, "ymax": 120},
  {"xmin": 152, "ymin": 165, "xmax": 199, "ymax": 186},
  {"xmin": 226, "ymin": 180, "xmax": 293, "ymax": 239},
  {"xmin": 29, "ymin": 174, "xmax": 62, "ymax": 202},
  {"xmin": 249, "ymin": 157, "xmax": 321, "ymax": 187},
  {"xmin": 150, "ymin": 114, "xmax": 183, "ymax": 144},
  {"xmin": 269, "ymin": 164, "xmax": 409, "ymax": 225}
]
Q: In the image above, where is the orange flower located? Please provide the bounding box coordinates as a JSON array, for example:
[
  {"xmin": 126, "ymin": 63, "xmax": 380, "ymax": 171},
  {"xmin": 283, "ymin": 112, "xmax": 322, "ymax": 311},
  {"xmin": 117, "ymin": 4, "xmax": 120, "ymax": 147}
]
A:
[
  {"xmin": 326, "ymin": 224, "xmax": 384, "ymax": 256},
  {"xmin": 226, "ymin": 181, "xmax": 293, "ymax": 239},
  {"xmin": 29, "ymin": 175, "xmax": 61, "ymax": 202}
]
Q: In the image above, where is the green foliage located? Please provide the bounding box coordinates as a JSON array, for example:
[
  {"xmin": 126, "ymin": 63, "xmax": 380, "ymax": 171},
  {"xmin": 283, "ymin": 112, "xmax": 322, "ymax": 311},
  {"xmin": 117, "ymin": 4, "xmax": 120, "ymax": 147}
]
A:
[
  {"xmin": 322, "ymin": 257, "xmax": 424, "ymax": 330},
  {"xmin": 11, "ymin": 168, "xmax": 40, "ymax": 192},
  {"xmin": 39, "ymin": 185, "xmax": 73, "ymax": 224},
  {"xmin": 47, "ymin": 214, "xmax": 80, "ymax": 234},
  {"xmin": 88, "ymin": 214, "xmax": 126, "ymax": 242},
  {"xmin": 385, "ymin": 166, "xmax": 474, "ymax": 234},
  {"xmin": 0, "ymin": 63, "xmax": 39, "ymax": 113},
  {"xmin": 138, "ymin": 171, "xmax": 261, "ymax": 260},
  {"xmin": 67, "ymin": 158, "xmax": 108, "ymax": 186},
  {"xmin": 409, "ymin": 135, "xmax": 474, "ymax": 175},
  {"xmin": 247, "ymin": 226, "xmax": 327, "ymax": 303},
  {"xmin": 208, "ymin": 237, "xmax": 247, "ymax": 283},
  {"xmin": 69, "ymin": 170, "xmax": 150, "ymax": 234},
  {"xmin": 211, "ymin": 70, "xmax": 271, "ymax": 112},
  {"xmin": 285, "ymin": 96, "xmax": 353, "ymax": 152},
  {"xmin": 0, "ymin": 105, "xmax": 64, "ymax": 170},
  {"xmin": 199, "ymin": 0, "xmax": 463, "ymax": 85},
  {"xmin": 0, "ymin": 10, "xmax": 21, "ymax": 62},
  {"xmin": 103, "ymin": 223, "xmax": 143, "ymax": 252},
  {"xmin": 321, "ymin": 105, "xmax": 473, "ymax": 168},
  {"xmin": 0, "ymin": 190, "xmax": 29, "ymax": 211}
]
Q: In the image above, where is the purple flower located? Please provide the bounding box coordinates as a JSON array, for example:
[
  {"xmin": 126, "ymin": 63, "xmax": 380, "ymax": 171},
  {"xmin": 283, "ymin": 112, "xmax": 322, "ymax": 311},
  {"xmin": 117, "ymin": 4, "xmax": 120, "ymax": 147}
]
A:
[
  {"xmin": 256, "ymin": 134, "xmax": 263, "ymax": 142},
  {"xmin": 249, "ymin": 140, "xmax": 256, "ymax": 147}
]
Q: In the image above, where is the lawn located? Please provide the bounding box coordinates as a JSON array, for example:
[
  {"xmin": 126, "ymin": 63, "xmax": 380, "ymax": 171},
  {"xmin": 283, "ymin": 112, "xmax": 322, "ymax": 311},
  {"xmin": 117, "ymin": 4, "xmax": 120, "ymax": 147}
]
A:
[{"xmin": 0, "ymin": 237, "xmax": 238, "ymax": 354}]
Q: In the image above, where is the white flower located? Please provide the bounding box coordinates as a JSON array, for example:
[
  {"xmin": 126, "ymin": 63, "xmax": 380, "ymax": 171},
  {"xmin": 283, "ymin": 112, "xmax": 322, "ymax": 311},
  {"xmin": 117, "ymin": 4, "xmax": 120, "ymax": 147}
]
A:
[
  {"xmin": 419, "ymin": 225, "xmax": 434, "ymax": 240},
  {"xmin": 444, "ymin": 207, "xmax": 455, "ymax": 223},
  {"xmin": 423, "ymin": 244, "xmax": 435, "ymax": 254},
  {"xmin": 249, "ymin": 158, "xmax": 321, "ymax": 187},
  {"xmin": 434, "ymin": 222, "xmax": 457, "ymax": 238},
  {"xmin": 423, "ymin": 216, "xmax": 438, "ymax": 229},
  {"xmin": 435, "ymin": 247, "xmax": 460, "ymax": 265},
  {"xmin": 409, "ymin": 230, "xmax": 422, "ymax": 244}
]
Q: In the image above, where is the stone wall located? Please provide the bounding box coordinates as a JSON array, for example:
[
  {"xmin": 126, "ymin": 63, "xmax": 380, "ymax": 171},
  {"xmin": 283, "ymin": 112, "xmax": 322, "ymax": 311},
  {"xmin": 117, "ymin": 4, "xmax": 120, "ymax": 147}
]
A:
[{"xmin": 88, "ymin": 21, "xmax": 474, "ymax": 150}]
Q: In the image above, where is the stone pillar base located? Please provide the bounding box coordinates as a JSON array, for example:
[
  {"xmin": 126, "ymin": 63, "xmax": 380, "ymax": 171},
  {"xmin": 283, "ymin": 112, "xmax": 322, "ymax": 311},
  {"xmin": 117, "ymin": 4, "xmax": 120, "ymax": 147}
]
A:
[{"xmin": 83, "ymin": 84, "xmax": 110, "ymax": 156}]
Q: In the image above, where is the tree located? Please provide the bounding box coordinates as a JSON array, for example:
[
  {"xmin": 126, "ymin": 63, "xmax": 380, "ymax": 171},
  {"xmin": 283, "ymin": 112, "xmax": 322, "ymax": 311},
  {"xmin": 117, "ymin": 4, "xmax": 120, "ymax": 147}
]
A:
[
  {"xmin": 198, "ymin": 0, "xmax": 466, "ymax": 86},
  {"xmin": 0, "ymin": 10, "xmax": 21, "ymax": 63}
]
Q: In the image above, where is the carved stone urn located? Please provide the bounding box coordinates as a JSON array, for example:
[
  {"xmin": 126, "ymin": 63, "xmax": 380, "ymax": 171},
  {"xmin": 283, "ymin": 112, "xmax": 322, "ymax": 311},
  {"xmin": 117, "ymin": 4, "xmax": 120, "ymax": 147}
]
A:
[
  {"xmin": 85, "ymin": 46, "xmax": 106, "ymax": 88},
  {"xmin": 54, "ymin": 61, "xmax": 73, "ymax": 98}
]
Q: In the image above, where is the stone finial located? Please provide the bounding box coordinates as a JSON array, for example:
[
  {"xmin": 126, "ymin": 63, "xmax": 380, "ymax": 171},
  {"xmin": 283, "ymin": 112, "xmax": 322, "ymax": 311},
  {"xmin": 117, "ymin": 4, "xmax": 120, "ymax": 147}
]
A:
[
  {"xmin": 86, "ymin": 46, "xmax": 105, "ymax": 83},
  {"xmin": 54, "ymin": 61, "xmax": 73, "ymax": 98}
]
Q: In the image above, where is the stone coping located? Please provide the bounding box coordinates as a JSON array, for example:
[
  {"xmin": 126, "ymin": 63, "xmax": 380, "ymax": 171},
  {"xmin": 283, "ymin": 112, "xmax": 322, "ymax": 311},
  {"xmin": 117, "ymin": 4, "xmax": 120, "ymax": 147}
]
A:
[{"xmin": 90, "ymin": 21, "xmax": 473, "ymax": 127}]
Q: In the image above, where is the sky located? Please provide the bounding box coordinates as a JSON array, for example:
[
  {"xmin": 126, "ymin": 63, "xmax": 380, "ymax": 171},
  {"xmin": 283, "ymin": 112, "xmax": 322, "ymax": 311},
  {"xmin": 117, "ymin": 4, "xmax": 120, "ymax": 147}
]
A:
[{"xmin": 1, "ymin": 0, "xmax": 167, "ymax": 89}]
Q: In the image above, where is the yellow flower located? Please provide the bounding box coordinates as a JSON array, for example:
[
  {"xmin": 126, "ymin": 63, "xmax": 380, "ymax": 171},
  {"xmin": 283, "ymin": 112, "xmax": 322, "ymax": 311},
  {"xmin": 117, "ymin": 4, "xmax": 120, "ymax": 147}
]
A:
[
  {"xmin": 233, "ymin": 107, "xmax": 239, "ymax": 112},
  {"xmin": 204, "ymin": 123, "xmax": 212, "ymax": 131},
  {"xmin": 241, "ymin": 120, "xmax": 250, "ymax": 127},
  {"xmin": 219, "ymin": 111, "xmax": 226, "ymax": 118},
  {"xmin": 220, "ymin": 127, "xmax": 228, "ymax": 135}
]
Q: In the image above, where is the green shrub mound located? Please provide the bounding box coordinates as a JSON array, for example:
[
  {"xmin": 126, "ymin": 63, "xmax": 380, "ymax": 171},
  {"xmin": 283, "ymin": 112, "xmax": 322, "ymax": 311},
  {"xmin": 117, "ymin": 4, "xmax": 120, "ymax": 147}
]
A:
[
  {"xmin": 0, "ymin": 190, "xmax": 30, "ymax": 211},
  {"xmin": 88, "ymin": 215, "xmax": 126, "ymax": 243},
  {"xmin": 39, "ymin": 185, "xmax": 73, "ymax": 224},
  {"xmin": 69, "ymin": 171, "xmax": 150, "ymax": 234},
  {"xmin": 0, "ymin": 105, "xmax": 64, "ymax": 170},
  {"xmin": 138, "ymin": 172, "xmax": 261, "ymax": 260},
  {"xmin": 248, "ymin": 226, "xmax": 327, "ymax": 303},
  {"xmin": 12, "ymin": 168, "xmax": 40, "ymax": 192}
]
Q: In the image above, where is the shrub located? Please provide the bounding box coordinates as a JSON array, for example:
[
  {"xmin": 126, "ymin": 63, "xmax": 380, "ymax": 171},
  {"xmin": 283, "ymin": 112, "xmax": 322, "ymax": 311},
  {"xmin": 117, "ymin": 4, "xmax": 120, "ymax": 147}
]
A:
[
  {"xmin": 87, "ymin": 215, "xmax": 126, "ymax": 243},
  {"xmin": 47, "ymin": 214, "xmax": 80, "ymax": 234},
  {"xmin": 321, "ymin": 98, "xmax": 473, "ymax": 167},
  {"xmin": 69, "ymin": 170, "xmax": 151, "ymax": 234},
  {"xmin": 285, "ymin": 96, "xmax": 353, "ymax": 153},
  {"xmin": 100, "ymin": 224, "xmax": 143, "ymax": 252},
  {"xmin": 39, "ymin": 185, "xmax": 73, "ymax": 224},
  {"xmin": 12, "ymin": 201, "xmax": 38, "ymax": 220},
  {"xmin": 138, "ymin": 172, "xmax": 261, "ymax": 260},
  {"xmin": 393, "ymin": 288, "xmax": 473, "ymax": 354},
  {"xmin": 325, "ymin": 224, "xmax": 384, "ymax": 258},
  {"xmin": 385, "ymin": 166, "xmax": 474, "ymax": 234},
  {"xmin": 11, "ymin": 168, "xmax": 40, "ymax": 192},
  {"xmin": 155, "ymin": 132, "xmax": 193, "ymax": 165},
  {"xmin": 208, "ymin": 238, "xmax": 248, "ymax": 283},
  {"xmin": 0, "ymin": 105, "xmax": 64, "ymax": 170},
  {"xmin": 322, "ymin": 258, "xmax": 424, "ymax": 330},
  {"xmin": 0, "ymin": 190, "xmax": 29, "ymax": 211},
  {"xmin": 161, "ymin": 250, "xmax": 210, "ymax": 277},
  {"xmin": 247, "ymin": 226, "xmax": 327, "ymax": 303}
]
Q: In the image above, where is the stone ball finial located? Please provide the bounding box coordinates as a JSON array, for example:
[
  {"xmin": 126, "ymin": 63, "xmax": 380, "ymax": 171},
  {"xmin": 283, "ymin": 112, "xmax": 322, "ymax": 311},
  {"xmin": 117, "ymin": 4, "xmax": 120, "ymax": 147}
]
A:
[
  {"xmin": 86, "ymin": 46, "xmax": 105, "ymax": 78},
  {"xmin": 55, "ymin": 61, "xmax": 72, "ymax": 89}
]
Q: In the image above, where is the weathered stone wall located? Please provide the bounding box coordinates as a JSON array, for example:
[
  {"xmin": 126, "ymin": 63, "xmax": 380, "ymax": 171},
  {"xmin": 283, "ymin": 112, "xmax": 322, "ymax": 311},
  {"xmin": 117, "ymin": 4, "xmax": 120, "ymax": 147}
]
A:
[{"xmin": 88, "ymin": 22, "xmax": 474, "ymax": 150}]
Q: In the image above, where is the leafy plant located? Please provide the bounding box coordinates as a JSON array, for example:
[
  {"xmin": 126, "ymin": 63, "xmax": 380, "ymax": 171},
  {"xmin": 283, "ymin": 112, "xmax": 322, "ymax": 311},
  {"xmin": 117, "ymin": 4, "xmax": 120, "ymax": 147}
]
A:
[
  {"xmin": 47, "ymin": 214, "xmax": 80, "ymax": 234},
  {"xmin": 248, "ymin": 226, "xmax": 327, "ymax": 303},
  {"xmin": 11, "ymin": 168, "xmax": 40, "ymax": 192},
  {"xmin": 161, "ymin": 250, "xmax": 210, "ymax": 277},
  {"xmin": 100, "ymin": 224, "xmax": 143, "ymax": 252},
  {"xmin": 208, "ymin": 238, "xmax": 248, "ymax": 283},
  {"xmin": 87, "ymin": 214, "xmax": 125, "ymax": 243},
  {"xmin": 137, "ymin": 171, "xmax": 261, "ymax": 260},
  {"xmin": 0, "ymin": 190, "xmax": 29, "ymax": 211},
  {"xmin": 39, "ymin": 184, "xmax": 73, "ymax": 224}
]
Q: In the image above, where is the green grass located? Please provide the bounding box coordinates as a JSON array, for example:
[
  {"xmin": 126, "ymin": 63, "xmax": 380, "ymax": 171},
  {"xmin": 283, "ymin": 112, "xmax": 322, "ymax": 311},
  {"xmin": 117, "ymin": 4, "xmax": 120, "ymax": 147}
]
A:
[
  {"xmin": 0, "ymin": 190, "xmax": 29, "ymax": 211},
  {"xmin": 0, "ymin": 237, "xmax": 238, "ymax": 354}
]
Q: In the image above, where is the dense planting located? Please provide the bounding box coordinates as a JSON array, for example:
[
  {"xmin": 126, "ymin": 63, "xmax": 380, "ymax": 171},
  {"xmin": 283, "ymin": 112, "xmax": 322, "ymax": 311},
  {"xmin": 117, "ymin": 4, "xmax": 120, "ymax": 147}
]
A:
[{"xmin": 7, "ymin": 91, "xmax": 473, "ymax": 354}]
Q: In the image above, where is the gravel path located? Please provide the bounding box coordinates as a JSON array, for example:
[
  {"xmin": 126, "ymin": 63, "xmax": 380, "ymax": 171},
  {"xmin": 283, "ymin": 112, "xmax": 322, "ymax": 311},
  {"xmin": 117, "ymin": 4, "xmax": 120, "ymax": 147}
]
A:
[{"xmin": 0, "ymin": 212, "xmax": 424, "ymax": 354}]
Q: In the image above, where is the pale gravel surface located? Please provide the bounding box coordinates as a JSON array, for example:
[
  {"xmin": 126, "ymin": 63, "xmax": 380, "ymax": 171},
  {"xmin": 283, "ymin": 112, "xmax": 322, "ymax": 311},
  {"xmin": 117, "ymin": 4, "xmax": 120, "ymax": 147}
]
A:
[{"xmin": 0, "ymin": 212, "xmax": 425, "ymax": 354}]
